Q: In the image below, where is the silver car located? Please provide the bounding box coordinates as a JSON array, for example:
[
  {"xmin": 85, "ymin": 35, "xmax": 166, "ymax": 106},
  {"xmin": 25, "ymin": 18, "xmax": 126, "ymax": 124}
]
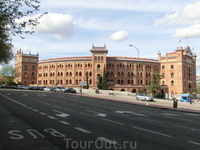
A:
[{"xmin": 136, "ymin": 93, "xmax": 154, "ymax": 101}]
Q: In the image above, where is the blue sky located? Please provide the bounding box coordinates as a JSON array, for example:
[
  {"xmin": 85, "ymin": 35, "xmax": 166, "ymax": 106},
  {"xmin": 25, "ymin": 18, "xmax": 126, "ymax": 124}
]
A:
[{"xmin": 11, "ymin": 0, "xmax": 200, "ymax": 75}]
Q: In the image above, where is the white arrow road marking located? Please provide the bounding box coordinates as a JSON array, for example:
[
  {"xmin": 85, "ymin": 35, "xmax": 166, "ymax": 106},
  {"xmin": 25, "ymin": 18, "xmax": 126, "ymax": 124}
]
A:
[
  {"xmin": 74, "ymin": 127, "xmax": 91, "ymax": 133},
  {"xmin": 5, "ymin": 93, "xmax": 11, "ymax": 96},
  {"xmin": 86, "ymin": 110, "xmax": 107, "ymax": 117},
  {"xmin": 53, "ymin": 110, "xmax": 70, "ymax": 118},
  {"xmin": 97, "ymin": 137, "xmax": 118, "ymax": 144}
]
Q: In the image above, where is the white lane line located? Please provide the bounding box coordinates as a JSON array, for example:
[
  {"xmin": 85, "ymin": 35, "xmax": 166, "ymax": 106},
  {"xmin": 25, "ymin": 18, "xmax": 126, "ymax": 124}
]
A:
[
  {"xmin": 165, "ymin": 116, "xmax": 192, "ymax": 122},
  {"xmin": 132, "ymin": 126, "xmax": 173, "ymax": 138},
  {"xmin": 59, "ymin": 121, "xmax": 70, "ymax": 125},
  {"xmin": 64, "ymin": 108, "xmax": 75, "ymax": 112},
  {"xmin": 0, "ymin": 93, "xmax": 27, "ymax": 107},
  {"xmin": 139, "ymin": 118, "xmax": 163, "ymax": 124},
  {"xmin": 188, "ymin": 141, "xmax": 200, "ymax": 146},
  {"xmin": 97, "ymin": 137, "xmax": 117, "ymax": 144},
  {"xmin": 86, "ymin": 110, "xmax": 101, "ymax": 114},
  {"xmin": 39, "ymin": 112, "xmax": 47, "ymax": 115},
  {"xmin": 47, "ymin": 116, "xmax": 57, "ymax": 119},
  {"xmin": 103, "ymin": 106, "xmax": 114, "ymax": 109},
  {"xmin": 101, "ymin": 118, "xmax": 124, "ymax": 125},
  {"xmin": 43, "ymin": 102, "xmax": 51, "ymax": 106},
  {"xmin": 174, "ymin": 124, "xmax": 200, "ymax": 131},
  {"xmin": 74, "ymin": 127, "xmax": 92, "ymax": 133},
  {"xmin": 32, "ymin": 109, "xmax": 39, "ymax": 112},
  {"xmin": 79, "ymin": 112, "xmax": 95, "ymax": 118},
  {"xmin": 53, "ymin": 105, "xmax": 61, "ymax": 108}
]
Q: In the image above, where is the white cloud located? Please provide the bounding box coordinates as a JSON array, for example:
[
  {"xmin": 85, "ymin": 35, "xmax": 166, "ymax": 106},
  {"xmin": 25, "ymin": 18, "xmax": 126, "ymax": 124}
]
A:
[
  {"xmin": 109, "ymin": 31, "xmax": 128, "ymax": 41},
  {"xmin": 17, "ymin": 13, "xmax": 76, "ymax": 40},
  {"xmin": 154, "ymin": 1, "xmax": 200, "ymax": 38}
]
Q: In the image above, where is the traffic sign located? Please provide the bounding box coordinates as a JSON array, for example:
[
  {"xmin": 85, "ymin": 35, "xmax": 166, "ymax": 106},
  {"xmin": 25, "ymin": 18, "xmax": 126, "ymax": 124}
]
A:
[{"xmin": 80, "ymin": 81, "xmax": 87, "ymax": 86}]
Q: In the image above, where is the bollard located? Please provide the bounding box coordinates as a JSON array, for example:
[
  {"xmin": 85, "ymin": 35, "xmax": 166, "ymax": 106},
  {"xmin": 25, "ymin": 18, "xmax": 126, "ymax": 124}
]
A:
[{"xmin": 173, "ymin": 99, "xmax": 178, "ymax": 108}]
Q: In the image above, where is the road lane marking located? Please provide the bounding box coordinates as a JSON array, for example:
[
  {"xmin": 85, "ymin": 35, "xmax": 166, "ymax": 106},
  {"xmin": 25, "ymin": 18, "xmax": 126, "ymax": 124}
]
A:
[
  {"xmin": 43, "ymin": 102, "xmax": 51, "ymax": 106},
  {"xmin": 165, "ymin": 116, "xmax": 192, "ymax": 122},
  {"xmin": 59, "ymin": 121, "xmax": 70, "ymax": 125},
  {"xmin": 79, "ymin": 112, "xmax": 95, "ymax": 118},
  {"xmin": 174, "ymin": 124, "xmax": 200, "ymax": 131},
  {"xmin": 53, "ymin": 105, "xmax": 61, "ymax": 108},
  {"xmin": 97, "ymin": 137, "xmax": 117, "ymax": 144},
  {"xmin": 132, "ymin": 126, "xmax": 173, "ymax": 138},
  {"xmin": 53, "ymin": 110, "xmax": 70, "ymax": 118},
  {"xmin": 39, "ymin": 112, "xmax": 47, "ymax": 115},
  {"xmin": 74, "ymin": 127, "xmax": 91, "ymax": 133},
  {"xmin": 32, "ymin": 109, "xmax": 39, "ymax": 112},
  {"xmin": 0, "ymin": 93, "xmax": 27, "ymax": 107},
  {"xmin": 188, "ymin": 141, "xmax": 200, "ymax": 146},
  {"xmin": 64, "ymin": 108, "xmax": 75, "ymax": 112},
  {"xmin": 139, "ymin": 118, "xmax": 163, "ymax": 124},
  {"xmin": 101, "ymin": 118, "xmax": 124, "ymax": 125},
  {"xmin": 47, "ymin": 116, "xmax": 57, "ymax": 119}
]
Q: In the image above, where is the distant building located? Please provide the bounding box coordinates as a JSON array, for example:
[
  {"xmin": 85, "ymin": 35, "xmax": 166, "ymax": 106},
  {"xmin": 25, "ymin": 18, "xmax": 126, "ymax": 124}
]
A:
[
  {"xmin": 14, "ymin": 49, "xmax": 38, "ymax": 85},
  {"xmin": 14, "ymin": 45, "xmax": 197, "ymax": 98}
]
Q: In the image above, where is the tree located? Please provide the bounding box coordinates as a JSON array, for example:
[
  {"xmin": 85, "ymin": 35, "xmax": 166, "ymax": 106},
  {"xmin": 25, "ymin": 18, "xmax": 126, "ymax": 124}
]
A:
[
  {"xmin": 0, "ymin": 75, "xmax": 7, "ymax": 84},
  {"xmin": 83, "ymin": 74, "xmax": 89, "ymax": 89},
  {"xmin": 0, "ymin": 0, "xmax": 46, "ymax": 64},
  {"xmin": 0, "ymin": 65, "xmax": 15, "ymax": 76},
  {"xmin": 102, "ymin": 66, "xmax": 108, "ymax": 90},
  {"xmin": 146, "ymin": 67, "xmax": 164, "ymax": 97},
  {"xmin": 97, "ymin": 75, "xmax": 102, "ymax": 89}
]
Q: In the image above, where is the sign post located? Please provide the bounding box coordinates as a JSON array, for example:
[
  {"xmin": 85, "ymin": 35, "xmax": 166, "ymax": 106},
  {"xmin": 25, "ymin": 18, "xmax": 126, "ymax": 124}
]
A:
[{"xmin": 79, "ymin": 81, "xmax": 87, "ymax": 96}]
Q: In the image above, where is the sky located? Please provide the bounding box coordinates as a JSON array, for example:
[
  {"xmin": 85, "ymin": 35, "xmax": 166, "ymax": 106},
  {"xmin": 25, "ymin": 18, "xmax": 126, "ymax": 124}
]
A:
[{"xmin": 11, "ymin": 0, "xmax": 200, "ymax": 75}]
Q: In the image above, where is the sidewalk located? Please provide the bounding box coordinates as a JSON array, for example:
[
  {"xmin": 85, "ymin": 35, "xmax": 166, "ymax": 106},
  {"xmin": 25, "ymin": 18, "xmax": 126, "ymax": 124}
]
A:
[{"xmin": 79, "ymin": 92, "xmax": 200, "ymax": 113}]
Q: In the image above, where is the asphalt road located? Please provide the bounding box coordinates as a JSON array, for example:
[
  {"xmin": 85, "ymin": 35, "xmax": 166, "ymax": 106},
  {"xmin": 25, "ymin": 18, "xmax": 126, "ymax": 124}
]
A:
[{"xmin": 0, "ymin": 89, "xmax": 200, "ymax": 150}]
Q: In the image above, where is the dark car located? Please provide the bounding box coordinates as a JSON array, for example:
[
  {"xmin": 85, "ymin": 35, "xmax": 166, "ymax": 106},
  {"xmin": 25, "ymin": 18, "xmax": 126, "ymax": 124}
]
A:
[{"xmin": 65, "ymin": 88, "xmax": 76, "ymax": 93}]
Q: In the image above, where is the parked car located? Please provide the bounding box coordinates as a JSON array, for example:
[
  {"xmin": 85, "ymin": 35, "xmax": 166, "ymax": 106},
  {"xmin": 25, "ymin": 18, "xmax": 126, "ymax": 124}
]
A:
[
  {"xmin": 136, "ymin": 93, "xmax": 154, "ymax": 101},
  {"xmin": 54, "ymin": 87, "xmax": 67, "ymax": 92},
  {"xmin": 65, "ymin": 88, "xmax": 76, "ymax": 93}
]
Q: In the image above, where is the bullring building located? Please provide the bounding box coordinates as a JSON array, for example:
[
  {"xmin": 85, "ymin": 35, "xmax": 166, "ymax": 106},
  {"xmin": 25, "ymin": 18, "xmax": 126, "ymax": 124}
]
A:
[{"xmin": 14, "ymin": 44, "xmax": 197, "ymax": 98}]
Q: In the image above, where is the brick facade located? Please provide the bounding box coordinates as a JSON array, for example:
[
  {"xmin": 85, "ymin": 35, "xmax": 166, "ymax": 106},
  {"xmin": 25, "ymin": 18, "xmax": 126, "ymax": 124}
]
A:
[{"xmin": 14, "ymin": 45, "xmax": 197, "ymax": 98}]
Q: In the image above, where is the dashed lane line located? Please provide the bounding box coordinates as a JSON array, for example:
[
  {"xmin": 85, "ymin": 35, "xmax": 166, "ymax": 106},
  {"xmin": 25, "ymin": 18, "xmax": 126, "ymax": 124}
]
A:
[
  {"xmin": 59, "ymin": 121, "xmax": 70, "ymax": 125},
  {"xmin": 132, "ymin": 126, "xmax": 173, "ymax": 138},
  {"xmin": 74, "ymin": 127, "xmax": 92, "ymax": 133},
  {"xmin": 79, "ymin": 112, "xmax": 95, "ymax": 118},
  {"xmin": 101, "ymin": 118, "xmax": 124, "ymax": 125},
  {"xmin": 47, "ymin": 116, "xmax": 57, "ymax": 119}
]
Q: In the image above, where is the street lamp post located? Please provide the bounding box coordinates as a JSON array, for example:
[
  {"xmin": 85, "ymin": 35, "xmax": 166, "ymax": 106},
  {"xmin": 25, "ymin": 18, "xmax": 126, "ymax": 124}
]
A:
[{"xmin": 129, "ymin": 45, "xmax": 140, "ymax": 93}]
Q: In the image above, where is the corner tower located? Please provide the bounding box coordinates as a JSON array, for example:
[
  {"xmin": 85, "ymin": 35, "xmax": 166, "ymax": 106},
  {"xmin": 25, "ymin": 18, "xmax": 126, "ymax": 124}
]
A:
[
  {"xmin": 90, "ymin": 44, "xmax": 108, "ymax": 88},
  {"xmin": 14, "ymin": 49, "xmax": 39, "ymax": 86}
]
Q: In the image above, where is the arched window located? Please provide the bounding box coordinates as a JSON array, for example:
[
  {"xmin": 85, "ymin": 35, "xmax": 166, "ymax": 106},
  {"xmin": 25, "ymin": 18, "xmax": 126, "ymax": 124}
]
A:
[
  {"xmin": 171, "ymin": 65, "xmax": 174, "ymax": 69},
  {"xmin": 24, "ymin": 65, "xmax": 27, "ymax": 70},
  {"xmin": 89, "ymin": 71, "xmax": 92, "ymax": 76},
  {"xmin": 89, "ymin": 79, "xmax": 92, "ymax": 84},
  {"xmin": 121, "ymin": 72, "xmax": 124, "ymax": 77},
  {"xmin": 111, "ymin": 71, "xmax": 114, "ymax": 76},
  {"xmin": 171, "ymin": 80, "xmax": 174, "ymax": 86},
  {"xmin": 32, "ymin": 66, "xmax": 35, "ymax": 70},
  {"xmin": 76, "ymin": 71, "xmax": 78, "ymax": 76},
  {"xmin": 97, "ymin": 64, "xmax": 100, "ymax": 70},
  {"xmin": 171, "ymin": 72, "xmax": 174, "ymax": 77},
  {"xmin": 117, "ymin": 72, "xmax": 120, "ymax": 77},
  {"xmin": 121, "ymin": 79, "xmax": 124, "ymax": 84},
  {"xmin": 79, "ymin": 72, "xmax": 82, "ymax": 76},
  {"xmin": 128, "ymin": 72, "xmax": 130, "ymax": 77},
  {"xmin": 162, "ymin": 81, "xmax": 165, "ymax": 85},
  {"xmin": 66, "ymin": 72, "xmax": 69, "ymax": 76},
  {"xmin": 117, "ymin": 79, "xmax": 120, "ymax": 84},
  {"xmin": 32, "ymin": 72, "xmax": 35, "ymax": 77},
  {"xmin": 128, "ymin": 80, "xmax": 130, "ymax": 84},
  {"xmin": 162, "ymin": 65, "xmax": 165, "ymax": 69}
]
